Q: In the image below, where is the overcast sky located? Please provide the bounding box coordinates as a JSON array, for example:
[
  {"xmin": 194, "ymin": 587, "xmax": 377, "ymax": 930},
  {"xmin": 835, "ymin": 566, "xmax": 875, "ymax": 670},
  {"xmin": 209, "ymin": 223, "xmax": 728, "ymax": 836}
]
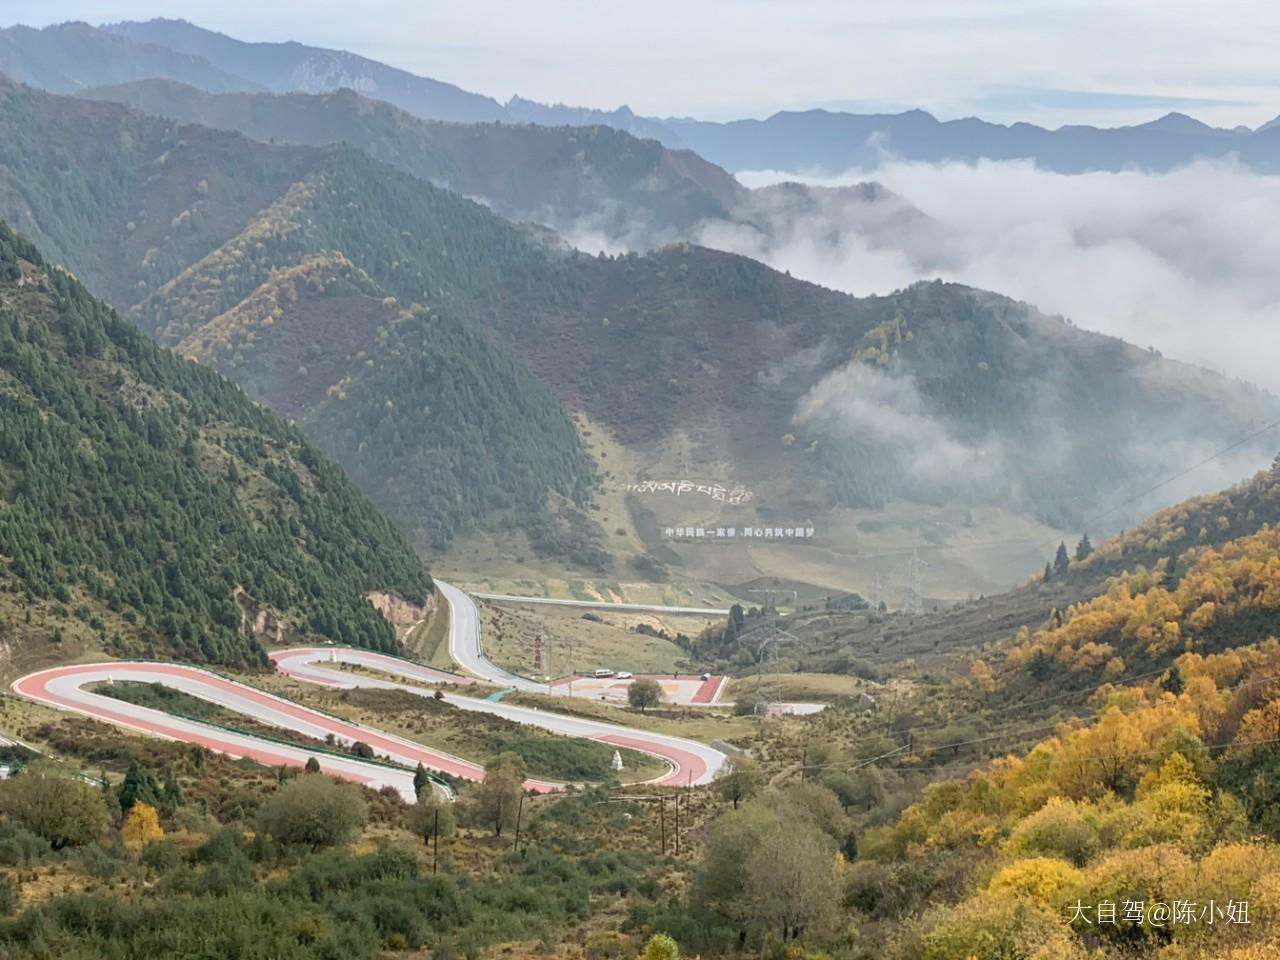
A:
[{"xmin": 6, "ymin": 0, "xmax": 1280, "ymax": 127}]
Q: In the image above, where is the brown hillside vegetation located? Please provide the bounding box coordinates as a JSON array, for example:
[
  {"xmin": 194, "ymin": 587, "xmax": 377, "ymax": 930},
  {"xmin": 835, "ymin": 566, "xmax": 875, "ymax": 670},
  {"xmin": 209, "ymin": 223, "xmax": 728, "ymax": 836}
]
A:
[{"xmin": 178, "ymin": 252, "xmax": 400, "ymax": 416}]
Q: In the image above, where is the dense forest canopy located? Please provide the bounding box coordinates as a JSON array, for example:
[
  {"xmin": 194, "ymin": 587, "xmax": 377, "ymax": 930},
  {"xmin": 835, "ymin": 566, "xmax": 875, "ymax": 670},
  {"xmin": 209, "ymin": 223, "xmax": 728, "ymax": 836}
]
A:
[{"xmin": 0, "ymin": 219, "xmax": 429, "ymax": 666}]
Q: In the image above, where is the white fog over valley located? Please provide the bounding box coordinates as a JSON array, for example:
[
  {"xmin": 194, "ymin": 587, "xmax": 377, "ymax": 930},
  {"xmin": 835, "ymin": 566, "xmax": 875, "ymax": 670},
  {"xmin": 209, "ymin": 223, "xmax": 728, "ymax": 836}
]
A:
[{"xmin": 697, "ymin": 159, "xmax": 1280, "ymax": 395}]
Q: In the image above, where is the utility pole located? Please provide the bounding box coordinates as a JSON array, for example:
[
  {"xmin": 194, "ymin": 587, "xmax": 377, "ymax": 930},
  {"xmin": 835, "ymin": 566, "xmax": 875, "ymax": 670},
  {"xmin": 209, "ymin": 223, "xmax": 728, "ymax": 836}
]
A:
[
  {"xmin": 432, "ymin": 808, "xmax": 440, "ymax": 874},
  {"xmin": 513, "ymin": 793, "xmax": 526, "ymax": 856},
  {"xmin": 674, "ymin": 793, "xmax": 681, "ymax": 855},
  {"xmin": 659, "ymin": 796, "xmax": 667, "ymax": 855}
]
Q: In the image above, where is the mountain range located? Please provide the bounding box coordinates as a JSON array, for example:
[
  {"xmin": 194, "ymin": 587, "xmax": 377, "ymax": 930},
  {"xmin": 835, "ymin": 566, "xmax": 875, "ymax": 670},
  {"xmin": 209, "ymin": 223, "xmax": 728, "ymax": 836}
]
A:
[
  {"xmin": 74, "ymin": 76, "xmax": 942, "ymax": 258},
  {"xmin": 1, "ymin": 72, "xmax": 1275, "ymax": 600},
  {"xmin": 3, "ymin": 19, "xmax": 1278, "ymax": 175}
]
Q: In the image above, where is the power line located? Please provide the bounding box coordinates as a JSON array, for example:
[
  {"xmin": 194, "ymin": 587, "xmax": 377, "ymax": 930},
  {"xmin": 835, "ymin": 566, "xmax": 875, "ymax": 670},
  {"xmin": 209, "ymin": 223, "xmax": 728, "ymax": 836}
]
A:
[
  {"xmin": 873, "ymin": 730, "xmax": 1280, "ymax": 777},
  {"xmin": 799, "ymin": 664, "xmax": 1280, "ymax": 778},
  {"xmin": 1006, "ymin": 415, "xmax": 1280, "ymax": 573}
]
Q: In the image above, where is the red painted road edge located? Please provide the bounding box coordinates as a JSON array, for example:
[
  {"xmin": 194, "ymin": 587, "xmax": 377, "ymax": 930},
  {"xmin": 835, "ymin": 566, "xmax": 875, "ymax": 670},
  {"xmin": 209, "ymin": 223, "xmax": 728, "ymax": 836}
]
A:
[
  {"xmin": 12, "ymin": 662, "xmax": 505, "ymax": 787},
  {"xmin": 269, "ymin": 649, "xmax": 712, "ymax": 787},
  {"xmin": 13, "ymin": 657, "xmax": 711, "ymax": 793}
]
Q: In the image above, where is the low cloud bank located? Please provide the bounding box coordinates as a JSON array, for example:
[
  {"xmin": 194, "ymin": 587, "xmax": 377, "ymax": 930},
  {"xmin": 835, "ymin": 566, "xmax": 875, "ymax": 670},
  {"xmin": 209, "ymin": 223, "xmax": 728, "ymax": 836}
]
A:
[{"xmin": 729, "ymin": 158, "xmax": 1280, "ymax": 395}]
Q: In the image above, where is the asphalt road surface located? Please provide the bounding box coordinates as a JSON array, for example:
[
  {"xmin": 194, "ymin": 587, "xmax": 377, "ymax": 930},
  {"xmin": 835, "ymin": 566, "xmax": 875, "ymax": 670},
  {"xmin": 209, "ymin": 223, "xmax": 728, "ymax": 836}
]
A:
[
  {"xmin": 13, "ymin": 662, "xmax": 447, "ymax": 801},
  {"xmin": 12, "ymin": 584, "xmax": 728, "ymax": 799},
  {"xmin": 470, "ymin": 591, "xmax": 730, "ymax": 616},
  {"xmin": 445, "ymin": 579, "xmax": 730, "ymax": 702},
  {"xmin": 438, "ymin": 579, "xmax": 538, "ymax": 690},
  {"xmin": 273, "ymin": 646, "xmax": 726, "ymax": 787}
]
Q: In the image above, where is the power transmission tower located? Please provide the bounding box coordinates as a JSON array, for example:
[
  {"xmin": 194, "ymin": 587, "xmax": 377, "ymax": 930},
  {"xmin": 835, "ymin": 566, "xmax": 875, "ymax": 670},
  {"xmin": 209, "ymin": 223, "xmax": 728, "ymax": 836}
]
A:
[
  {"xmin": 906, "ymin": 546, "xmax": 928, "ymax": 614},
  {"xmin": 747, "ymin": 587, "xmax": 795, "ymax": 614},
  {"xmin": 740, "ymin": 623, "xmax": 796, "ymax": 717}
]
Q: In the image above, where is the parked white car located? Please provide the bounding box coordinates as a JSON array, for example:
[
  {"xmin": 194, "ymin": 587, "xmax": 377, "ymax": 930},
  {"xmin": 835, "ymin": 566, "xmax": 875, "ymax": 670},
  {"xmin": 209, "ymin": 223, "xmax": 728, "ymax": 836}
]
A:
[{"xmin": 616, "ymin": 671, "xmax": 633, "ymax": 680}]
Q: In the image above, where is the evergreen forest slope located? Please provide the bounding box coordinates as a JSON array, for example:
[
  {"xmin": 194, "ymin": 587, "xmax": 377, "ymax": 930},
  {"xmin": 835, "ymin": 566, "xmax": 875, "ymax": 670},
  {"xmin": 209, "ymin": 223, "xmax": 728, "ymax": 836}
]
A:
[{"xmin": 0, "ymin": 219, "xmax": 429, "ymax": 671}]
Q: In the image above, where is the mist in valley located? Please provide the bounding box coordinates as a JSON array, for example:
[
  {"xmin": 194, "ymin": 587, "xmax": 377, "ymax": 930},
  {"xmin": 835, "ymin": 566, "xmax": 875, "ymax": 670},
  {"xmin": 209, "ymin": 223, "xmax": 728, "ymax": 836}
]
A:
[
  {"xmin": 725, "ymin": 158, "xmax": 1280, "ymax": 397},
  {"xmin": 792, "ymin": 349, "xmax": 1275, "ymax": 543},
  {"xmin": 556, "ymin": 156, "xmax": 1280, "ymax": 543},
  {"xmin": 681, "ymin": 157, "xmax": 1280, "ymax": 533}
]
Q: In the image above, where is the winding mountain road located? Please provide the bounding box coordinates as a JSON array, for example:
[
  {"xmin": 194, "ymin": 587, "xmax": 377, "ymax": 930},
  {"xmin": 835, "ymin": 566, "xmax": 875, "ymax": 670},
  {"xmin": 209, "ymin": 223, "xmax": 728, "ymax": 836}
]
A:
[
  {"xmin": 273, "ymin": 646, "xmax": 725, "ymax": 788},
  {"xmin": 438, "ymin": 579, "xmax": 536, "ymax": 689},
  {"xmin": 12, "ymin": 582, "xmax": 728, "ymax": 800},
  {"xmin": 12, "ymin": 662, "xmax": 441, "ymax": 801}
]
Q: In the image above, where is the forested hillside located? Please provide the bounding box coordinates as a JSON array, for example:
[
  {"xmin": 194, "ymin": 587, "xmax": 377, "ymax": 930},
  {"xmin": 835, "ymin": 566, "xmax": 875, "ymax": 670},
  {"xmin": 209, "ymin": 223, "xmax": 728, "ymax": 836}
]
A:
[
  {"xmin": 129, "ymin": 148, "xmax": 598, "ymax": 552},
  {"xmin": 1, "ymin": 75, "xmax": 1276, "ymax": 573},
  {"xmin": 0, "ymin": 220, "xmax": 428, "ymax": 669},
  {"xmin": 1009, "ymin": 464, "xmax": 1280, "ymax": 679},
  {"xmin": 0, "ymin": 75, "xmax": 596, "ymax": 555},
  {"xmin": 479, "ymin": 247, "xmax": 1277, "ymax": 535},
  {"xmin": 837, "ymin": 634, "xmax": 1280, "ymax": 958},
  {"xmin": 755, "ymin": 463, "xmax": 1280, "ymax": 687},
  {"xmin": 797, "ymin": 284, "xmax": 1279, "ymax": 529},
  {"xmin": 78, "ymin": 79, "xmax": 944, "ymax": 261},
  {"xmin": 78, "ymin": 79, "xmax": 744, "ymax": 244},
  {"xmin": 843, "ymin": 477, "xmax": 1280, "ymax": 956},
  {"xmin": 0, "ymin": 73, "xmax": 311, "ymax": 308},
  {"xmin": 651, "ymin": 465, "xmax": 1280, "ymax": 958}
]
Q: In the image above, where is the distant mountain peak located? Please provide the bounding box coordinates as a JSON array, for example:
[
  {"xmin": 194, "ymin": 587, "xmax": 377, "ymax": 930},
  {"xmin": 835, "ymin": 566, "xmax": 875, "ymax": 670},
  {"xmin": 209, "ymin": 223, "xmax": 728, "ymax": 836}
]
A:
[
  {"xmin": 1133, "ymin": 111, "xmax": 1219, "ymax": 134},
  {"xmin": 103, "ymin": 18, "xmax": 505, "ymax": 122},
  {"xmin": 0, "ymin": 18, "xmax": 259, "ymax": 94},
  {"xmin": 11, "ymin": 17, "xmax": 1280, "ymax": 173}
]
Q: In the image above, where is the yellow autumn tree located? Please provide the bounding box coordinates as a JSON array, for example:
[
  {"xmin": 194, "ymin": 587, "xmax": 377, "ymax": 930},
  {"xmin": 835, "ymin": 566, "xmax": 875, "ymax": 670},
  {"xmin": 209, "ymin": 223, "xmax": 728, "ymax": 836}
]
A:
[
  {"xmin": 988, "ymin": 856, "xmax": 1083, "ymax": 906},
  {"xmin": 1003, "ymin": 797, "xmax": 1099, "ymax": 866},
  {"xmin": 969, "ymin": 658, "xmax": 996, "ymax": 692},
  {"xmin": 1234, "ymin": 698, "xmax": 1280, "ymax": 755},
  {"xmin": 641, "ymin": 933, "xmax": 679, "ymax": 960},
  {"xmin": 121, "ymin": 801, "xmax": 164, "ymax": 851}
]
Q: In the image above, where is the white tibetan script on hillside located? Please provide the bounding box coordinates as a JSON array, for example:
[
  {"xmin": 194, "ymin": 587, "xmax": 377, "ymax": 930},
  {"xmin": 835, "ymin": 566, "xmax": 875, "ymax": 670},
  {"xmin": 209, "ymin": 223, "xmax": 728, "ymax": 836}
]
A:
[{"xmin": 624, "ymin": 479, "xmax": 754, "ymax": 505}]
